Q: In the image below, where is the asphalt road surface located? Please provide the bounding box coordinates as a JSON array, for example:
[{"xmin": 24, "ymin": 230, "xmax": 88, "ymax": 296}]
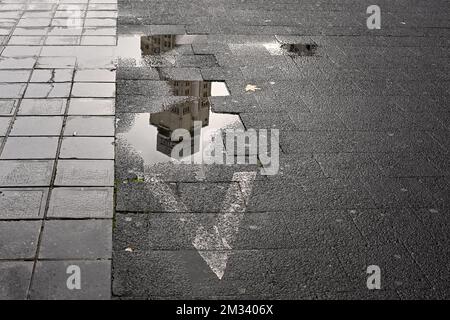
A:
[
  {"xmin": 0, "ymin": 0, "xmax": 448, "ymax": 300},
  {"xmin": 113, "ymin": 0, "xmax": 450, "ymax": 299}
]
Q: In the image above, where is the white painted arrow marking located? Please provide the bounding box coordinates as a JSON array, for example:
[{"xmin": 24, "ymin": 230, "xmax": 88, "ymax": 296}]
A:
[
  {"xmin": 149, "ymin": 180, "xmax": 188, "ymax": 212},
  {"xmin": 149, "ymin": 171, "xmax": 256, "ymax": 280},
  {"xmin": 192, "ymin": 172, "xmax": 256, "ymax": 279}
]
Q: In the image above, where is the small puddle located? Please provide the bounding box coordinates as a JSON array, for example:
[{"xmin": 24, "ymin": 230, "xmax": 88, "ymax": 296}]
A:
[
  {"xmin": 116, "ymin": 34, "xmax": 207, "ymax": 67},
  {"xmin": 264, "ymin": 42, "xmax": 318, "ymax": 56},
  {"xmin": 281, "ymin": 43, "xmax": 318, "ymax": 56}
]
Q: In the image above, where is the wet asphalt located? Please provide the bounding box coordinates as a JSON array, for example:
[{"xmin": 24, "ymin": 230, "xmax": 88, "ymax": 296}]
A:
[
  {"xmin": 0, "ymin": 0, "xmax": 448, "ymax": 300},
  {"xmin": 112, "ymin": 0, "xmax": 450, "ymax": 300}
]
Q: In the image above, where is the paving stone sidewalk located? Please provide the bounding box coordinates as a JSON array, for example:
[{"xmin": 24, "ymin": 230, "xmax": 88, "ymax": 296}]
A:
[{"xmin": 0, "ymin": 0, "xmax": 117, "ymax": 300}]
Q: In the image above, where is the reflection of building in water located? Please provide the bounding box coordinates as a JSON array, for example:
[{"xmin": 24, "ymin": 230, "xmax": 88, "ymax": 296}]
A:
[
  {"xmin": 150, "ymin": 94, "xmax": 211, "ymax": 157},
  {"xmin": 149, "ymin": 80, "xmax": 214, "ymax": 157},
  {"xmin": 140, "ymin": 35, "xmax": 176, "ymax": 55},
  {"xmin": 169, "ymin": 80, "xmax": 212, "ymax": 98}
]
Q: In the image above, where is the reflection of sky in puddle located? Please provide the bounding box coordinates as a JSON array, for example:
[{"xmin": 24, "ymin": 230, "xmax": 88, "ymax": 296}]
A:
[
  {"xmin": 116, "ymin": 35, "xmax": 142, "ymax": 62},
  {"xmin": 210, "ymin": 82, "xmax": 229, "ymax": 96},
  {"xmin": 118, "ymin": 110, "xmax": 243, "ymax": 166}
]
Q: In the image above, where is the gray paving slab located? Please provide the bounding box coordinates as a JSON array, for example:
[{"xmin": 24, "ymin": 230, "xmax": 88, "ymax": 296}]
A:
[
  {"xmin": 0, "ymin": 100, "xmax": 18, "ymax": 116},
  {"xmin": 55, "ymin": 160, "xmax": 114, "ymax": 186},
  {"xmin": 17, "ymin": 99, "xmax": 67, "ymax": 115},
  {"xmin": 24, "ymin": 83, "xmax": 71, "ymax": 98},
  {"xmin": 63, "ymin": 116, "xmax": 115, "ymax": 136},
  {"xmin": 1, "ymin": 137, "xmax": 59, "ymax": 159},
  {"xmin": 36, "ymin": 56, "xmax": 75, "ymax": 69},
  {"xmin": 10, "ymin": 116, "xmax": 63, "ymax": 136},
  {"xmin": 0, "ymin": 188, "xmax": 48, "ymax": 219},
  {"xmin": 0, "ymin": 160, "xmax": 54, "ymax": 187},
  {"xmin": 48, "ymin": 187, "xmax": 113, "ymax": 218},
  {"xmin": 0, "ymin": 70, "xmax": 31, "ymax": 82},
  {"xmin": 0, "ymin": 116, "xmax": 11, "ymax": 136},
  {"xmin": 0, "ymin": 57, "xmax": 36, "ymax": 69},
  {"xmin": 30, "ymin": 69, "xmax": 73, "ymax": 83},
  {"xmin": 30, "ymin": 260, "xmax": 111, "ymax": 300},
  {"xmin": 74, "ymin": 69, "xmax": 116, "ymax": 82},
  {"xmin": 59, "ymin": 137, "xmax": 115, "ymax": 159},
  {"xmin": 0, "ymin": 220, "xmax": 41, "ymax": 259},
  {"xmin": 40, "ymin": 219, "xmax": 112, "ymax": 259},
  {"xmin": 67, "ymin": 98, "xmax": 115, "ymax": 115},
  {"xmin": 71, "ymin": 82, "xmax": 115, "ymax": 97},
  {"xmin": 0, "ymin": 261, "xmax": 33, "ymax": 300},
  {"xmin": 0, "ymin": 83, "xmax": 26, "ymax": 98}
]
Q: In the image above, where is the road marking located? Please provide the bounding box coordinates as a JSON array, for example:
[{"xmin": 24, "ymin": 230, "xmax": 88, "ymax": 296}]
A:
[
  {"xmin": 150, "ymin": 180, "xmax": 188, "ymax": 212},
  {"xmin": 150, "ymin": 171, "xmax": 256, "ymax": 280},
  {"xmin": 192, "ymin": 172, "xmax": 256, "ymax": 279}
]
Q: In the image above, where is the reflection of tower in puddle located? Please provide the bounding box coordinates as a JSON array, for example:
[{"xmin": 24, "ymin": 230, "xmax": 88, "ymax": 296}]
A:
[
  {"xmin": 150, "ymin": 81, "xmax": 211, "ymax": 158},
  {"xmin": 140, "ymin": 35, "xmax": 176, "ymax": 55}
]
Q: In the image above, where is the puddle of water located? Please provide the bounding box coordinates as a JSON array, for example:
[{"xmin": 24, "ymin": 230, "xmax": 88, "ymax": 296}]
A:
[
  {"xmin": 118, "ymin": 77, "xmax": 233, "ymax": 165},
  {"xmin": 116, "ymin": 33, "xmax": 238, "ymax": 165},
  {"xmin": 118, "ymin": 103, "xmax": 242, "ymax": 166},
  {"xmin": 116, "ymin": 34, "xmax": 207, "ymax": 66},
  {"xmin": 264, "ymin": 42, "xmax": 318, "ymax": 56},
  {"xmin": 281, "ymin": 43, "xmax": 318, "ymax": 56}
]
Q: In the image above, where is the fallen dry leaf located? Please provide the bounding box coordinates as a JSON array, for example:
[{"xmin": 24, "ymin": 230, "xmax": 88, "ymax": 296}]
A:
[{"xmin": 245, "ymin": 84, "xmax": 261, "ymax": 92}]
